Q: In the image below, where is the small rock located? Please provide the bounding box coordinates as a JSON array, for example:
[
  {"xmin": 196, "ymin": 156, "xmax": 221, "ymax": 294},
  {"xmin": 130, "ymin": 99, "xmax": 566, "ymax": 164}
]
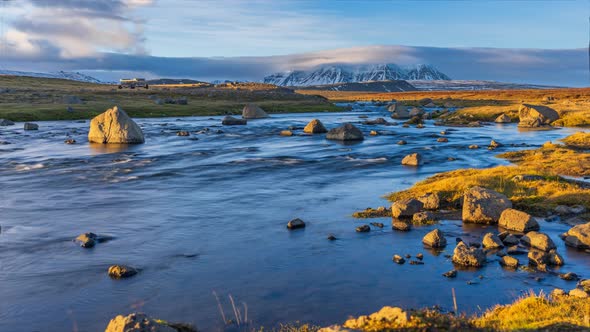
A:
[
  {"xmin": 0, "ymin": 119, "xmax": 15, "ymax": 126},
  {"xmin": 502, "ymin": 234, "xmax": 520, "ymax": 246},
  {"xmin": 326, "ymin": 123, "xmax": 364, "ymax": 141},
  {"xmin": 521, "ymin": 231, "xmax": 556, "ymax": 251},
  {"xmin": 391, "ymin": 198, "xmax": 424, "ymax": 218},
  {"xmin": 482, "ymin": 233, "xmax": 504, "ymax": 249},
  {"xmin": 468, "ymin": 145, "xmax": 479, "ymax": 149},
  {"xmin": 462, "ymin": 186, "xmax": 512, "ymax": 224},
  {"xmin": 437, "ymin": 137, "xmax": 448, "ymax": 143},
  {"xmin": 443, "ymin": 270, "xmax": 457, "ymax": 278},
  {"xmin": 392, "ymin": 220, "xmax": 411, "ymax": 231},
  {"xmin": 401, "ymin": 153, "xmax": 422, "ymax": 166},
  {"xmin": 452, "ymin": 242, "xmax": 486, "ymax": 267},
  {"xmin": 287, "ymin": 218, "xmax": 306, "ymax": 230},
  {"xmin": 550, "ymin": 288, "xmax": 566, "ymax": 298},
  {"xmin": 369, "ymin": 130, "xmax": 378, "ymax": 136},
  {"xmin": 409, "ymin": 260, "xmax": 424, "ymax": 265},
  {"xmin": 221, "ymin": 116, "xmax": 247, "ymax": 125},
  {"xmin": 356, "ymin": 225, "xmax": 370, "ymax": 233},
  {"xmin": 370, "ymin": 222, "xmax": 384, "ymax": 228},
  {"xmin": 75, "ymin": 232, "xmax": 97, "ymax": 248},
  {"xmin": 499, "ymin": 209, "xmax": 539, "ymax": 232},
  {"xmin": 280, "ymin": 130, "xmax": 293, "ymax": 136},
  {"xmin": 327, "ymin": 234, "xmax": 337, "ymax": 241},
  {"xmin": 64, "ymin": 139, "xmax": 76, "ymax": 144},
  {"xmin": 397, "ymin": 140, "xmax": 407, "ymax": 145},
  {"xmin": 500, "ymin": 255, "xmax": 519, "ymax": 268},
  {"xmin": 412, "ymin": 211, "xmax": 437, "ymax": 224},
  {"xmin": 24, "ymin": 123, "xmax": 39, "ymax": 130},
  {"xmin": 422, "ymin": 229, "xmax": 447, "ymax": 248},
  {"xmin": 104, "ymin": 313, "xmax": 178, "ymax": 332},
  {"xmin": 495, "ymin": 114, "xmax": 511, "ymax": 123},
  {"xmin": 393, "ymin": 255, "xmax": 405, "ymax": 264},
  {"xmin": 559, "ymin": 272, "xmax": 580, "ymax": 281},
  {"xmin": 418, "ymin": 192, "xmax": 440, "ymax": 210},
  {"xmin": 416, "ymin": 253, "xmax": 424, "ymax": 260},
  {"xmin": 108, "ymin": 265, "xmax": 138, "ymax": 279},
  {"xmin": 176, "ymin": 131, "xmax": 190, "ymax": 136}
]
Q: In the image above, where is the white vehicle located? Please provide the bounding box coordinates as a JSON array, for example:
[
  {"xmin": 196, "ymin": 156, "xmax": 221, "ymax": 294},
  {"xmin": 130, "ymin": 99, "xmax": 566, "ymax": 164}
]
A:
[{"xmin": 118, "ymin": 78, "xmax": 149, "ymax": 89}]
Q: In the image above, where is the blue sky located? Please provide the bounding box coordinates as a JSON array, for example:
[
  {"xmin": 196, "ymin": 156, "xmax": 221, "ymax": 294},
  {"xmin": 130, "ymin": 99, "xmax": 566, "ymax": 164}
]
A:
[
  {"xmin": 0, "ymin": 0, "xmax": 588, "ymax": 85},
  {"xmin": 135, "ymin": 0, "xmax": 589, "ymax": 57}
]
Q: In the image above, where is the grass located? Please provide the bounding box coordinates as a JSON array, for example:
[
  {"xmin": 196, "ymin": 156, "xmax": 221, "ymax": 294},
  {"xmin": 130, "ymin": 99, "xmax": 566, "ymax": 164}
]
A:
[
  {"xmin": 297, "ymin": 87, "xmax": 590, "ymax": 127},
  {"xmin": 335, "ymin": 292, "xmax": 590, "ymax": 331},
  {"xmin": 386, "ymin": 135, "xmax": 590, "ymax": 215},
  {"xmin": 0, "ymin": 75, "xmax": 341, "ymax": 121},
  {"xmin": 560, "ymin": 132, "xmax": 590, "ymax": 149}
]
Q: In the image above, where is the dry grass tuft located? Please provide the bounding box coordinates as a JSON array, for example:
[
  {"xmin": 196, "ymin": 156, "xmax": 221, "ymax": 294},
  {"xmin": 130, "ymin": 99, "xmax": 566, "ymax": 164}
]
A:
[{"xmin": 560, "ymin": 132, "xmax": 590, "ymax": 150}]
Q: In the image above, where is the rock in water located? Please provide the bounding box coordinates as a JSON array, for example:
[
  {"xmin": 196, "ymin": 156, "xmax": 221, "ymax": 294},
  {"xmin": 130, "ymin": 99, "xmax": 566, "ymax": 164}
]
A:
[
  {"xmin": 287, "ymin": 218, "xmax": 305, "ymax": 229},
  {"xmin": 75, "ymin": 232, "xmax": 97, "ymax": 248},
  {"xmin": 104, "ymin": 313, "xmax": 177, "ymax": 332},
  {"xmin": 391, "ymin": 198, "xmax": 424, "ymax": 218},
  {"xmin": 418, "ymin": 192, "xmax": 440, "ymax": 210},
  {"xmin": 304, "ymin": 119, "xmax": 328, "ymax": 133},
  {"xmin": 326, "ymin": 123, "xmax": 364, "ymax": 141},
  {"xmin": 88, "ymin": 106, "xmax": 144, "ymax": 144},
  {"xmin": 108, "ymin": 265, "xmax": 138, "ymax": 279},
  {"xmin": 521, "ymin": 231, "xmax": 556, "ymax": 252},
  {"xmin": 422, "ymin": 229, "xmax": 447, "ymax": 248},
  {"xmin": 221, "ymin": 116, "xmax": 247, "ymax": 125},
  {"xmin": 0, "ymin": 119, "xmax": 15, "ymax": 126},
  {"xmin": 498, "ymin": 208, "xmax": 539, "ymax": 232},
  {"xmin": 242, "ymin": 104, "xmax": 269, "ymax": 119},
  {"xmin": 452, "ymin": 242, "xmax": 486, "ymax": 267},
  {"xmin": 392, "ymin": 220, "xmax": 411, "ymax": 231},
  {"xmin": 482, "ymin": 233, "xmax": 503, "ymax": 249},
  {"xmin": 500, "ymin": 255, "xmax": 519, "ymax": 268},
  {"xmin": 401, "ymin": 153, "xmax": 422, "ymax": 166},
  {"xmin": 388, "ymin": 104, "xmax": 411, "ymax": 119},
  {"xmin": 462, "ymin": 186, "xmax": 512, "ymax": 224},
  {"xmin": 23, "ymin": 123, "xmax": 39, "ymax": 130},
  {"xmin": 495, "ymin": 114, "xmax": 511, "ymax": 123},
  {"xmin": 517, "ymin": 104, "xmax": 559, "ymax": 128},
  {"xmin": 562, "ymin": 222, "xmax": 590, "ymax": 249}
]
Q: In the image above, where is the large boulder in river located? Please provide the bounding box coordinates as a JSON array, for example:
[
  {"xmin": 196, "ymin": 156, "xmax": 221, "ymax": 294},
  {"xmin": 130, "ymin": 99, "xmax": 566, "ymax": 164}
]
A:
[
  {"xmin": 88, "ymin": 106, "xmax": 144, "ymax": 144},
  {"xmin": 517, "ymin": 104, "xmax": 559, "ymax": 128},
  {"xmin": 462, "ymin": 187, "xmax": 512, "ymax": 224},
  {"xmin": 495, "ymin": 114, "xmax": 511, "ymax": 123},
  {"xmin": 105, "ymin": 313, "xmax": 177, "ymax": 332},
  {"xmin": 222, "ymin": 115, "xmax": 247, "ymax": 125},
  {"xmin": 562, "ymin": 222, "xmax": 590, "ymax": 249},
  {"xmin": 326, "ymin": 123, "xmax": 364, "ymax": 141},
  {"xmin": 304, "ymin": 119, "xmax": 328, "ymax": 133},
  {"xmin": 242, "ymin": 104, "xmax": 268, "ymax": 119},
  {"xmin": 498, "ymin": 208, "xmax": 539, "ymax": 232},
  {"xmin": 452, "ymin": 241, "xmax": 486, "ymax": 267},
  {"xmin": 24, "ymin": 122, "xmax": 39, "ymax": 130},
  {"xmin": 391, "ymin": 198, "xmax": 423, "ymax": 218}
]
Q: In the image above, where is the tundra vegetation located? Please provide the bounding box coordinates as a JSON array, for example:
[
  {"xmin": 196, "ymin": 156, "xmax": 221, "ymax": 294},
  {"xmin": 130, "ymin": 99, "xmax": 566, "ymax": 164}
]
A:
[{"xmin": 0, "ymin": 76, "xmax": 340, "ymax": 121}]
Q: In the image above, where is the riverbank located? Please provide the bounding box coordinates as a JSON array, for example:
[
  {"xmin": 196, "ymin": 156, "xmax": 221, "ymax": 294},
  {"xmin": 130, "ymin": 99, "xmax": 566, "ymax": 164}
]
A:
[
  {"xmin": 298, "ymin": 87, "xmax": 590, "ymax": 127},
  {"xmin": 0, "ymin": 76, "xmax": 341, "ymax": 121}
]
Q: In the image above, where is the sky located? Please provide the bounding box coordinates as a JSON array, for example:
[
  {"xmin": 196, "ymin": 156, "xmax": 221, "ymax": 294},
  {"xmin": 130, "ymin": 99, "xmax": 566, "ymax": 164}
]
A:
[{"xmin": 0, "ymin": 0, "xmax": 589, "ymax": 85}]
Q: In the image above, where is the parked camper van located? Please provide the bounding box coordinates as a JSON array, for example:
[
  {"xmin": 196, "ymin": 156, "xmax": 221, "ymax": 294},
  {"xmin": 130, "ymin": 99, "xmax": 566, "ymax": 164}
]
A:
[{"xmin": 118, "ymin": 78, "xmax": 149, "ymax": 89}]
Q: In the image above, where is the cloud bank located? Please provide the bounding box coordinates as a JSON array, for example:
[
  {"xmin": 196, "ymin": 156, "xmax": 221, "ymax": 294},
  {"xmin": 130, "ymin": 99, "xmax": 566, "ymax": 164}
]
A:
[{"xmin": 1, "ymin": 45, "xmax": 586, "ymax": 86}]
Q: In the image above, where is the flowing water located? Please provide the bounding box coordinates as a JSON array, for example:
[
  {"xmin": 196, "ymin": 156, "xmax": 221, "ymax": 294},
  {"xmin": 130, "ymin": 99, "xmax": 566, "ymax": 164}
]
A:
[{"xmin": 0, "ymin": 103, "xmax": 588, "ymax": 332}]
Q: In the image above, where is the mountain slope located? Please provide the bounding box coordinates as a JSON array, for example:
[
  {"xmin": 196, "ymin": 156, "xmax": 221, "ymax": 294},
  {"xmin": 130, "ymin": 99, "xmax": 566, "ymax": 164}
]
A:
[
  {"xmin": 0, "ymin": 69, "xmax": 103, "ymax": 83},
  {"xmin": 264, "ymin": 64, "xmax": 450, "ymax": 86}
]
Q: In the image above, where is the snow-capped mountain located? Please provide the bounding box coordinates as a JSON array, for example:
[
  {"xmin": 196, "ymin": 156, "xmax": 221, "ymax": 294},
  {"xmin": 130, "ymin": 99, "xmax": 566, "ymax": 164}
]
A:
[
  {"xmin": 0, "ymin": 69, "xmax": 103, "ymax": 83},
  {"xmin": 263, "ymin": 64, "xmax": 450, "ymax": 86}
]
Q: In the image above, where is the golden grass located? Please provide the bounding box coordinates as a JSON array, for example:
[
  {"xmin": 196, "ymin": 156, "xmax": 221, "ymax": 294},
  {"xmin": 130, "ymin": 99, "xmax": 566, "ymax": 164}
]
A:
[
  {"xmin": 387, "ymin": 137, "xmax": 590, "ymax": 215},
  {"xmin": 560, "ymin": 132, "xmax": 590, "ymax": 150},
  {"xmin": 327, "ymin": 292, "xmax": 590, "ymax": 331},
  {"xmin": 474, "ymin": 292, "xmax": 590, "ymax": 331},
  {"xmin": 297, "ymin": 87, "xmax": 590, "ymax": 127}
]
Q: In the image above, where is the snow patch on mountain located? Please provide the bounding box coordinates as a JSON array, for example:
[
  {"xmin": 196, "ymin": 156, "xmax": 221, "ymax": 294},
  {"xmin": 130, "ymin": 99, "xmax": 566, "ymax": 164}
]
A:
[
  {"xmin": 264, "ymin": 64, "xmax": 450, "ymax": 86},
  {"xmin": 0, "ymin": 69, "xmax": 103, "ymax": 83}
]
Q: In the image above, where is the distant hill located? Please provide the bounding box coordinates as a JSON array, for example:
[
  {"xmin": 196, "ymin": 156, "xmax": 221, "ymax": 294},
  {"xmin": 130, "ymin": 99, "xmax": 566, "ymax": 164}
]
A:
[
  {"xmin": 0, "ymin": 69, "xmax": 103, "ymax": 83},
  {"xmin": 297, "ymin": 80, "xmax": 417, "ymax": 92},
  {"xmin": 410, "ymin": 80, "xmax": 566, "ymax": 91},
  {"xmin": 264, "ymin": 64, "xmax": 450, "ymax": 87},
  {"xmin": 146, "ymin": 78, "xmax": 209, "ymax": 85}
]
